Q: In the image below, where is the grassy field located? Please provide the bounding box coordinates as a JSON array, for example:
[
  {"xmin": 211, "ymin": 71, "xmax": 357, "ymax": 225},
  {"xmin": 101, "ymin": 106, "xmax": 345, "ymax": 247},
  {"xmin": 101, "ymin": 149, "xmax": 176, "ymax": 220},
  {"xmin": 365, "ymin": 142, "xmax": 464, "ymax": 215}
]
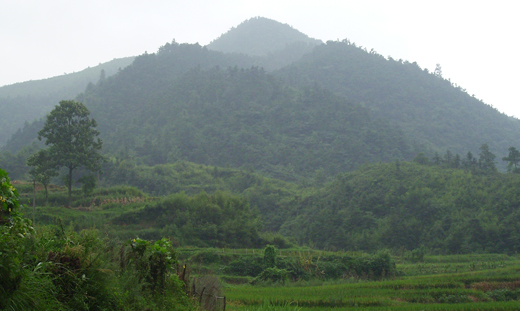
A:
[{"xmin": 224, "ymin": 256, "xmax": 520, "ymax": 310}]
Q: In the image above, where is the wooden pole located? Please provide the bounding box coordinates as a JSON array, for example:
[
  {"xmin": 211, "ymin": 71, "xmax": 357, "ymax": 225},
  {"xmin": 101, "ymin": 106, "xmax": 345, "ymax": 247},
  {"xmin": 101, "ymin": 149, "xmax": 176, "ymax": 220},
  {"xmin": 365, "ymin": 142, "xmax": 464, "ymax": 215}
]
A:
[
  {"xmin": 32, "ymin": 180, "xmax": 36, "ymax": 224},
  {"xmin": 199, "ymin": 287, "xmax": 205, "ymax": 304}
]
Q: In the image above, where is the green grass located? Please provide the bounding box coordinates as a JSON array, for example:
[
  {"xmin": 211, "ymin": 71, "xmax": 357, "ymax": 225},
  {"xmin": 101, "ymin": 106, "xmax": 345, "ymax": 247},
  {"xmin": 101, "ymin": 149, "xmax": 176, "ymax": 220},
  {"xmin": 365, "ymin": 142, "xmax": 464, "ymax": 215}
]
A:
[{"xmin": 225, "ymin": 259, "xmax": 520, "ymax": 310}]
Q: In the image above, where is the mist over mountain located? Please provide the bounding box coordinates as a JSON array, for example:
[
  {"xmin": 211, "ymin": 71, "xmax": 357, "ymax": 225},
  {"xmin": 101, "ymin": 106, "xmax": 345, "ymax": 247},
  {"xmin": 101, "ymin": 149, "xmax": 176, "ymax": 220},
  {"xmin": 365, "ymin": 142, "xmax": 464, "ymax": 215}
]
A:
[
  {"xmin": 0, "ymin": 57, "xmax": 134, "ymax": 145},
  {"xmin": 3, "ymin": 17, "xmax": 520, "ymax": 256},
  {"xmin": 207, "ymin": 17, "xmax": 322, "ymax": 56},
  {"xmin": 4, "ymin": 17, "xmax": 519, "ymax": 176},
  {"xmin": 274, "ymin": 40, "xmax": 520, "ymax": 159},
  {"xmin": 73, "ymin": 42, "xmax": 415, "ymax": 180}
]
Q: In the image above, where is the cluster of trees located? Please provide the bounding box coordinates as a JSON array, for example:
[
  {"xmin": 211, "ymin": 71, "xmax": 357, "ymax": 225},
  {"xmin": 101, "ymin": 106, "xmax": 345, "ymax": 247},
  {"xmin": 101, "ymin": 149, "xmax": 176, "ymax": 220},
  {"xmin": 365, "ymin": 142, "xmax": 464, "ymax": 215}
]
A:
[
  {"xmin": 423, "ymin": 143, "xmax": 520, "ymax": 174},
  {"xmin": 279, "ymin": 159, "xmax": 520, "ymax": 254}
]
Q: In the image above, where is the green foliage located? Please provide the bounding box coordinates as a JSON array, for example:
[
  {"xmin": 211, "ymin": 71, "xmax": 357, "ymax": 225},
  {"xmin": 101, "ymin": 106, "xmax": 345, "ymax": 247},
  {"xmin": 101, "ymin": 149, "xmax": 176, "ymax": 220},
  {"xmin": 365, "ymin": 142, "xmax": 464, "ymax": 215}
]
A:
[
  {"xmin": 0, "ymin": 168, "xmax": 20, "ymax": 216},
  {"xmin": 78, "ymin": 174, "xmax": 96, "ymax": 197},
  {"xmin": 408, "ymin": 245, "xmax": 427, "ymax": 263},
  {"xmin": 0, "ymin": 142, "xmax": 40, "ymax": 180},
  {"xmin": 252, "ymin": 267, "xmax": 289, "ymax": 285},
  {"xmin": 38, "ymin": 100, "xmax": 104, "ymax": 206},
  {"xmin": 478, "ymin": 143, "xmax": 497, "ymax": 172},
  {"xmin": 224, "ymin": 250, "xmax": 395, "ymax": 282},
  {"xmin": 275, "ymin": 40, "xmax": 520, "ymax": 165},
  {"xmin": 263, "ymin": 245, "xmax": 277, "ymax": 268},
  {"xmin": 0, "ymin": 213, "xmax": 34, "ymax": 309},
  {"xmin": 125, "ymin": 237, "xmax": 177, "ymax": 293},
  {"xmin": 487, "ymin": 289, "xmax": 520, "ymax": 302},
  {"xmin": 67, "ymin": 45, "xmax": 416, "ymax": 180},
  {"xmin": 226, "ymin": 256, "xmax": 520, "ymax": 309},
  {"xmin": 280, "ymin": 161, "xmax": 520, "ymax": 254},
  {"xmin": 27, "ymin": 148, "xmax": 59, "ymax": 201},
  {"xmin": 502, "ymin": 146, "xmax": 520, "ymax": 173},
  {"xmin": 113, "ymin": 191, "xmax": 262, "ymax": 248},
  {"xmin": 1, "ymin": 220, "xmax": 194, "ymax": 310}
]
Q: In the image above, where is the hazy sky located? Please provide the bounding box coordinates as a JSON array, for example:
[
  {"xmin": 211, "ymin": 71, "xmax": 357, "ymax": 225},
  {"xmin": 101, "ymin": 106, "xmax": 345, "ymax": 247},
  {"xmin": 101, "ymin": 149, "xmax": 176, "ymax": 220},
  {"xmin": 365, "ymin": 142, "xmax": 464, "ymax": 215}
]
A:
[{"xmin": 2, "ymin": 0, "xmax": 519, "ymax": 118}]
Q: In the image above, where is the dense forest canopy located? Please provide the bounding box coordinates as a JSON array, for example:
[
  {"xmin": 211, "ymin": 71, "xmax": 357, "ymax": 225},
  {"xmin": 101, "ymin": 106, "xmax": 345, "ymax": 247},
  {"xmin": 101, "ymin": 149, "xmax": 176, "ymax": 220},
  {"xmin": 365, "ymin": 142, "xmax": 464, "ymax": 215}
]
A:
[
  {"xmin": 280, "ymin": 160, "xmax": 520, "ymax": 254},
  {"xmin": 274, "ymin": 40, "xmax": 520, "ymax": 159},
  {"xmin": 75, "ymin": 55, "xmax": 416, "ymax": 179}
]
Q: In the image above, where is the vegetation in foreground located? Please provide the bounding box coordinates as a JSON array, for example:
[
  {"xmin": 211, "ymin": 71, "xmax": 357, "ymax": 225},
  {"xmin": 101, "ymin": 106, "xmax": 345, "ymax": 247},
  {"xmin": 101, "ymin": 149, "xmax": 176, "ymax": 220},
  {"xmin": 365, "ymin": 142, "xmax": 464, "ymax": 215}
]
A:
[
  {"xmin": 0, "ymin": 168, "xmax": 195, "ymax": 310},
  {"xmin": 4, "ymin": 166, "xmax": 520, "ymax": 310}
]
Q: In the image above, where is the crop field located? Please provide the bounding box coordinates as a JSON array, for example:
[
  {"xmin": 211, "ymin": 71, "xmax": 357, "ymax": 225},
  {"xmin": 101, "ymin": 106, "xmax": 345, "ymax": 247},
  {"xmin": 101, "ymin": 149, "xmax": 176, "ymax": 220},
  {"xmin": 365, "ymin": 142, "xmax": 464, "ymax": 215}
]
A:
[{"xmin": 224, "ymin": 256, "xmax": 520, "ymax": 310}]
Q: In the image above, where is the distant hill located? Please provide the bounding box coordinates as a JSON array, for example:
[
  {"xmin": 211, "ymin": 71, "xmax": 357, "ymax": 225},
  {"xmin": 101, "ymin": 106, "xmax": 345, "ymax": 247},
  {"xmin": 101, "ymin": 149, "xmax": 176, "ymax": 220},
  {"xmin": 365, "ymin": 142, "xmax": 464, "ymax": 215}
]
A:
[
  {"xmin": 274, "ymin": 40, "xmax": 520, "ymax": 160},
  {"xmin": 0, "ymin": 57, "xmax": 134, "ymax": 146},
  {"xmin": 69, "ymin": 42, "xmax": 415, "ymax": 180},
  {"xmin": 6, "ymin": 18, "xmax": 519, "ymax": 181},
  {"xmin": 207, "ymin": 17, "xmax": 322, "ymax": 56}
]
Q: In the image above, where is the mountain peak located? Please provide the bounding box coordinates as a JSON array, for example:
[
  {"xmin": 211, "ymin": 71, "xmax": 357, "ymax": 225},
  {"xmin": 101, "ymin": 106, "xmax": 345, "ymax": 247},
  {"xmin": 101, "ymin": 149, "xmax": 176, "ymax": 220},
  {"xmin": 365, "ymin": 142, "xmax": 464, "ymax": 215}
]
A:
[{"xmin": 207, "ymin": 17, "xmax": 322, "ymax": 56}]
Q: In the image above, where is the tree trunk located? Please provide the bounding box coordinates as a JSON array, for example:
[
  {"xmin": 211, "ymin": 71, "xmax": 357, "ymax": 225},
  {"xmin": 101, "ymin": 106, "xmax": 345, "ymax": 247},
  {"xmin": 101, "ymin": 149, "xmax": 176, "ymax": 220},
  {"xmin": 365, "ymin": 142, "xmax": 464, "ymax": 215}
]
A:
[
  {"xmin": 33, "ymin": 179, "xmax": 36, "ymax": 224},
  {"xmin": 68, "ymin": 166, "xmax": 73, "ymax": 207},
  {"xmin": 44, "ymin": 184, "xmax": 49, "ymax": 205}
]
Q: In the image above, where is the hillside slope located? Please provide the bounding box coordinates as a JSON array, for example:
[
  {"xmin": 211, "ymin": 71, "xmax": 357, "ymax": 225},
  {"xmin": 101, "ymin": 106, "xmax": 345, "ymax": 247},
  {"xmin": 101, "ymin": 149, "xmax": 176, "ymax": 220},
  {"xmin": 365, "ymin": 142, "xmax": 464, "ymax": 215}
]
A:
[
  {"xmin": 280, "ymin": 161, "xmax": 520, "ymax": 254},
  {"xmin": 0, "ymin": 57, "xmax": 134, "ymax": 145},
  {"xmin": 72, "ymin": 42, "xmax": 416, "ymax": 180},
  {"xmin": 275, "ymin": 40, "xmax": 520, "ymax": 159}
]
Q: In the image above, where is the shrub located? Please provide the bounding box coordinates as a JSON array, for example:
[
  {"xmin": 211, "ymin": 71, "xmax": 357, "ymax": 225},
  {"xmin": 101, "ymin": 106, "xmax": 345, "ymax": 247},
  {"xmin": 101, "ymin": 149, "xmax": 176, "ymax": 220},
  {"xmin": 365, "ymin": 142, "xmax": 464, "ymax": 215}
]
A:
[
  {"xmin": 264, "ymin": 244, "xmax": 277, "ymax": 268},
  {"xmin": 251, "ymin": 267, "xmax": 289, "ymax": 285}
]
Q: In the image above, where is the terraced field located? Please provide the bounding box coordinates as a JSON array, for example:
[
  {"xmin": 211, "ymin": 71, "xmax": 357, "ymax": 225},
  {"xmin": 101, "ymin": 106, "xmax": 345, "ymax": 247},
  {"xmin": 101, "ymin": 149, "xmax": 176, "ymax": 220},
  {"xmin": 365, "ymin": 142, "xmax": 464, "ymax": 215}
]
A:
[{"xmin": 225, "ymin": 255, "xmax": 520, "ymax": 310}]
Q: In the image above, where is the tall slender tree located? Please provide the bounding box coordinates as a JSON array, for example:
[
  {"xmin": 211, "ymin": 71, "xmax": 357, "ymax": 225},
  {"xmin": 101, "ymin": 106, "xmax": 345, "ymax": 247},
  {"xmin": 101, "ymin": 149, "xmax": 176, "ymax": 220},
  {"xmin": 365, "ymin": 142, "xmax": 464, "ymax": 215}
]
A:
[
  {"xmin": 502, "ymin": 146, "xmax": 520, "ymax": 173},
  {"xmin": 38, "ymin": 100, "xmax": 103, "ymax": 206},
  {"xmin": 478, "ymin": 143, "xmax": 497, "ymax": 173}
]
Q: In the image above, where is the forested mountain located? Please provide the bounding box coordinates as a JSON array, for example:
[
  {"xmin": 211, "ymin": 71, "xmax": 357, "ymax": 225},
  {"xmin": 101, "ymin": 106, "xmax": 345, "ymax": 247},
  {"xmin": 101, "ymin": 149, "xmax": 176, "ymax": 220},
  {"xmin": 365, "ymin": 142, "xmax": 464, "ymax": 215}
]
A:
[
  {"xmin": 71, "ymin": 41, "xmax": 415, "ymax": 180},
  {"xmin": 4, "ymin": 17, "xmax": 520, "ymax": 258},
  {"xmin": 0, "ymin": 57, "xmax": 134, "ymax": 145},
  {"xmin": 280, "ymin": 160, "xmax": 520, "ymax": 254},
  {"xmin": 1, "ymin": 44, "xmax": 257, "ymax": 153},
  {"xmin": 207, "ymin": 17, "xmax": 322, "ymax": 56},
  {"xmin": 275, "ymin": 40, "xmax": 520, "ymax": 159}
]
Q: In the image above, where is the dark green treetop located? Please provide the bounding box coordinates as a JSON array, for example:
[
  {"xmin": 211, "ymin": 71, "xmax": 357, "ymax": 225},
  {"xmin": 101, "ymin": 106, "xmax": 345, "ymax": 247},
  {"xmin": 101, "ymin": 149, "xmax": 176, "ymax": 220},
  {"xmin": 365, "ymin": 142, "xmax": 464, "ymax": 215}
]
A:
[
  {"xmin": 27, "ymin": 149, "xmax": 59, "ymax": 203},
  {"xmin": 38, "ymin": 100, "xmax": 103, "ymax": 206},
  {"xmin": 502, "ymin": 146, "xmax": 520, "ymax": 173},
  {"xmin": 478, "ymin": 143, "xmax": 497, "ymax": 173}
]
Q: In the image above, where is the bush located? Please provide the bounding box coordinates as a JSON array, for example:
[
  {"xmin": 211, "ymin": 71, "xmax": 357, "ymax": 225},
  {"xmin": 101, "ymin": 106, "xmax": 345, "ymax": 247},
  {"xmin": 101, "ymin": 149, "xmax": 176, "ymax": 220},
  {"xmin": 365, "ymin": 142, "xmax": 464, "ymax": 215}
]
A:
[
  {"xmin": 251, "ymin": 267, "xmax": 289, "ymax": 285},
  {"xmin": 264, "ymin": 244, "xmax": 277, "ymax": 268},
  {"xmin": 487, "ymin": 289, "xmax": 520, "ymax": 301}
]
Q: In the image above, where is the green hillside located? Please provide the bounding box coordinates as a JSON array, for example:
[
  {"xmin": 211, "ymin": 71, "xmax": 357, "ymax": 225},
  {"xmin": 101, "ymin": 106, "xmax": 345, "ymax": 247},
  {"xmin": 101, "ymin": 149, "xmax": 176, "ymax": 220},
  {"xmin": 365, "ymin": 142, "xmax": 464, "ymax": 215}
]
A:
[
  {"xmin": 275, "ymin": 40, "xmax": 520, "ymax": 159},
  {"xmin": 72, "ymin": 43, "xmax": 415, "ymax": 180},
  {"xmin": 0, "ymin": 57, "xmax": 134, "ymax": 145},
  {"xmin": 280, "ymin": 159, "xmax": 520, "ymax": 254}
]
